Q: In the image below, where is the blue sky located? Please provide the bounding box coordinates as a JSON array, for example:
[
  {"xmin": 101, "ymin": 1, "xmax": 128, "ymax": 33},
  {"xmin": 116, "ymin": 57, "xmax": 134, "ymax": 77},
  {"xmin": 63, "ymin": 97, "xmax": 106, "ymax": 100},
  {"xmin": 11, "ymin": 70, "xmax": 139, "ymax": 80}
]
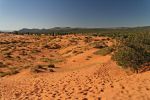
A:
[{"xmin": 0, "ymin": 0, "xmax": 150, "ymax": 30}]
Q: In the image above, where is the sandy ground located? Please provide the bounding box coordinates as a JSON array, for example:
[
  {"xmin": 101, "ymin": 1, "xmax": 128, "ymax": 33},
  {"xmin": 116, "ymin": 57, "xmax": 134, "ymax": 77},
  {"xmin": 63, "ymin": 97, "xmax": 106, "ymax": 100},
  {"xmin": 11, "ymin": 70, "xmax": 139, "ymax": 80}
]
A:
[{"xmin": 0, "ymin": 34, "xmax": 150, "ymax": 100}]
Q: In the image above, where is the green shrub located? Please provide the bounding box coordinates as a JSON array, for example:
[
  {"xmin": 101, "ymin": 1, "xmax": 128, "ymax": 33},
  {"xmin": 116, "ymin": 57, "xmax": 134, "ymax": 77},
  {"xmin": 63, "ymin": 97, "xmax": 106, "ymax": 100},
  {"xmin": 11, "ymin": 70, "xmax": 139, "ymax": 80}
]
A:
[
  {"xmin": 112, "ymin": 33, "xmax": 150, "ymax": 70},
  {"xmin": 112, "ymin": 46, "xmax": 144, "ymax": 70},
  {"xmin": 94, "ymin": 47, "xmax": 113, "ymax": 56}
]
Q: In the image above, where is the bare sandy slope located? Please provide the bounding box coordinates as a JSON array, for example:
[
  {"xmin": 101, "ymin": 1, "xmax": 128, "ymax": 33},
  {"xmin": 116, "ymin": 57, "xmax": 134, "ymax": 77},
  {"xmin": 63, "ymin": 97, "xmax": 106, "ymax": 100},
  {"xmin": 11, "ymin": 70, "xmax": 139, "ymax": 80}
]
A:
[{"xmin": 0, "ymin": 50, "xmax": 149, "ymax": 100}]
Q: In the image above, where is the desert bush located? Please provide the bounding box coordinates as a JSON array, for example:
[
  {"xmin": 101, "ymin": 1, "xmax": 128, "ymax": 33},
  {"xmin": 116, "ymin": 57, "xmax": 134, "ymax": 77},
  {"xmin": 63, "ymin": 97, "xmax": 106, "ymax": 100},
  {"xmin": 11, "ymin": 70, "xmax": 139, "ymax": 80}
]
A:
[
  {"xmin": 40, "ymin": 58, "xmax": 63, "ymax": 63},
  {"xmin": 84, "ymin": 36, "xmax": 92, "ymax": 43},
  {"xmin": 44, "ymin": 43, "xmax": 61, "ymax": 49},
  {"xmin": 31, "ymin": 65, "xmax": 44, "ymax": 73},
  {"xmin": 9, "ymin": 69, "xmax": 19, "ymax": 75},
  {"xmin": 31, "ymin": 64, "xmax": 55, "ymax": 73},
  {"xmin": 48, "ymin": 64, "xmax": 55, "ymax": 68},
  {"xmin": 31, "ymin": 49, "xmax": 40, "ymax": 54},
  {"xmin": 0, "ymin": 68, "xmax": 19, "ymax": 77},
  {"xmin": 0, "ymin": 62, "xmax": 6, "ymax": 68},
  {"xmin": 85, "ymin": 56, "xmax": 92, "ymax": 60},
  {"xmin": 94, "ymin": 47, "xmax": 113, "ymax": 56},
  {"xmin": 91, "ymin": 41, "xmax": 108, "ymax": 49},
  {"xmin": 2, "ymin": 51, "xmax": 13, "ymax": 58},
  {"xmin": 69, "ymin": 38, "xmax": 78, "ymax": 44},
  {"xmin": 0, "ymin": 72, "xmax": 9, "ymax": 77},
  {"xmin": 40, "ymin": 58, "xmax": 51, "ymax": 62},
  {"xmin": 112, "ymin": 32, "xmax": 150, "ymax": 72},
  {"xmin": 72, "ymin": 50, "xmax": 84, "ymax": 54},
  {"xmin": 112, "ymin": 46, "xmax": 144, "ymax": 70}
]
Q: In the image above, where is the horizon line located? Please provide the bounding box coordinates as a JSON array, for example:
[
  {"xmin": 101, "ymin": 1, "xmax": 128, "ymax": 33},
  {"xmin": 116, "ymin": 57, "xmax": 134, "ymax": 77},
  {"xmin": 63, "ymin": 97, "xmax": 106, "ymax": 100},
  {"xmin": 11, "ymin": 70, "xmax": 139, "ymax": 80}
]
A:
[{"xmin": 1, "ymin": 25, "xmax": 150, "ymax": 32}]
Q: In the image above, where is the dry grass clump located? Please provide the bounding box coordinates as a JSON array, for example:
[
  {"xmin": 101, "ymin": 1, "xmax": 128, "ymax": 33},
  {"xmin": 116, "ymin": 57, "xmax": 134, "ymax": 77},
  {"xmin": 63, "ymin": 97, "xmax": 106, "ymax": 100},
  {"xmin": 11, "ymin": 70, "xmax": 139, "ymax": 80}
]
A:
[
  {"xmin": 40, "ymin": 58, "xmax": 63, "ymax": 63},
  {"xmin": 91, "ymin": 41, "xmax": 108, "ymax": 49},
  {"xmin": 2, "ymin": 50, "xmax": 13, "ymax": 59},
  {"xmin": 0, "ymin": 62, "xmax": 6, "ymax": 68},
  {"xmin": 72, "ymin": 50, "xmax": 84, "ymax": 55},
  {"xmin": 0, "ymin": 66, "xmax": 19, "ymax": 77},
  {"xmin": 69, "ymin": 38, "xmax": 78, "ymax": 44},
  {"xmin": 44, "ymin": 43, "xmax": 61, "ymax": 49},
  {"xmin": 30, "ymin": 49, "xmax": 41, "ymax": 54},
  {"xmin": 31, "ymin": 64, "xmax": 55, "ymax": 73},
  {"xmin": 84, "ymin": 36, "xmax": 93, "ymax": 43},
  {"xmin": 71, "ymin": 47, "xmax": 84, "ymax": 55},
  {"xmin": 138, "ymin": 64, "xmax": 150, "ymax": 73},
  {"xmin": 85, "ymin": 56, "xmax": 92, "ymax": 60}
]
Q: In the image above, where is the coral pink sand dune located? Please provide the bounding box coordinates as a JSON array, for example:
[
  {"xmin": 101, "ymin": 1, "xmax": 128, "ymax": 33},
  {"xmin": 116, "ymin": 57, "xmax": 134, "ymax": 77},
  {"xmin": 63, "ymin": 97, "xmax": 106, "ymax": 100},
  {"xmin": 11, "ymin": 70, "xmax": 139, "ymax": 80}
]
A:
[{"xmin": 0, "ymin": 34, "xmax": 149, "ymax": 100}]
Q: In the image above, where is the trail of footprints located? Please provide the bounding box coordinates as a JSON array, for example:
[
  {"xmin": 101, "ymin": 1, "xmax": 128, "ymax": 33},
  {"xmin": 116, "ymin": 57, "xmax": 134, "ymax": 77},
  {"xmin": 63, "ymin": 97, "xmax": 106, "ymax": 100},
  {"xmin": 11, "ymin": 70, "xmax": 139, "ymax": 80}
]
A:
[
  {"xmin": 1, "ymin": 61, "xmax": 138, "ymax": 100},
  {"xmin": 17, "ymin": 66, "xmax": 112, "ymax": 99}
]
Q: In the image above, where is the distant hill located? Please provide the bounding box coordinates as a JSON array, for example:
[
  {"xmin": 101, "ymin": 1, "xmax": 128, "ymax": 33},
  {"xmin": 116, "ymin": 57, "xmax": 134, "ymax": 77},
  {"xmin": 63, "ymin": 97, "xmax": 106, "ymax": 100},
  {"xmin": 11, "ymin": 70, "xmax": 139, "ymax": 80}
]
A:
[
  {"xmin": 17, "ymin": 26, "xmax": 150, "ymax": 34},
  {"xmin": 8, "ymin": 27, "xmax": 81, "ymax": 33},
  {"xmin": 18, "ymin": 27, "xmax": 84, "ymax": 33}
]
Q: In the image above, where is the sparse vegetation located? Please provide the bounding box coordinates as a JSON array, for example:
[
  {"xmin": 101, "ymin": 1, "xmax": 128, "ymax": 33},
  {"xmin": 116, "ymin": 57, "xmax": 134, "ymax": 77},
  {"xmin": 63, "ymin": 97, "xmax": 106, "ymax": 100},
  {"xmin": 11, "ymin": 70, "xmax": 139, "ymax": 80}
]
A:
[{"xmin": 44, "ymin": 43, "xmax": 61, "ymax": 49}]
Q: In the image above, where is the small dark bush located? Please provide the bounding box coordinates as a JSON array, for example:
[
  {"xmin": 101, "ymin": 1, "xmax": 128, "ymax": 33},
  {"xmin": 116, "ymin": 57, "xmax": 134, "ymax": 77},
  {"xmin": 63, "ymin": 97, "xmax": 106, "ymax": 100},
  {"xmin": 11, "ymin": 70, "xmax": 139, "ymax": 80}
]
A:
[
  {"xmin": 84, "ymin": 36, "xmax": 92, "ymax": 43},
  {"xmin": 31, "ymin": 64, "xmax": 55, "ymax": 73},
  {"xmin": 0, "ymin": 62, "xmax": 6, "ymax": 68},
  {"xmin": 44, "ymin": 43, "xmax": 61, "ymax": 49},
  {"xmin": 48, "ymin": 64, "xmax": 55, "ymax": 68},
  {"xmin": 92, "ymin": 41, "xmax": 108, "ymax": 49}
]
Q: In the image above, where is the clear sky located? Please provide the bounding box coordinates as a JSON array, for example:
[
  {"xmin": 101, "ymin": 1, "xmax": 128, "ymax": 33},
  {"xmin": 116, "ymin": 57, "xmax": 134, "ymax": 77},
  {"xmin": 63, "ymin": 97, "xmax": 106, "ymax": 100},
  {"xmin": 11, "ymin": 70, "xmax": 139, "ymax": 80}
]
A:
[{"xmin": 0, "ymin": 0, "xmax": 150, "ymax": 30}]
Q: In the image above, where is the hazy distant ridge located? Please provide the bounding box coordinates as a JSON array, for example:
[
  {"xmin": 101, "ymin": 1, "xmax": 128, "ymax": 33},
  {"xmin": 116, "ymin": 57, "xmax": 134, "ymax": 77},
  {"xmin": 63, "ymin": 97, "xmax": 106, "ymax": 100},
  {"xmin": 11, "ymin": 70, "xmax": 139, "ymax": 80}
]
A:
[{"xmin": 17, "ymin": 26, "xmax": 150, "ymax": 33}]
